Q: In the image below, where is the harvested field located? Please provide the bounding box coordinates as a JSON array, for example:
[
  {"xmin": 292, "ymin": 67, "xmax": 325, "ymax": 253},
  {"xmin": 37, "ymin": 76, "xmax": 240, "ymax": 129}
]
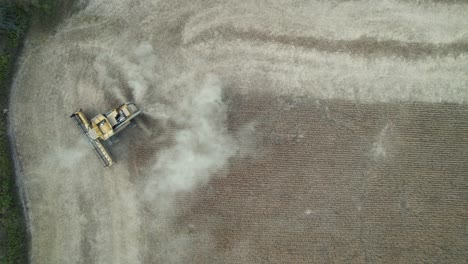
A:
[{"xmin": 9, "ymin": 0, "xmax": 468, "ymax": 263}]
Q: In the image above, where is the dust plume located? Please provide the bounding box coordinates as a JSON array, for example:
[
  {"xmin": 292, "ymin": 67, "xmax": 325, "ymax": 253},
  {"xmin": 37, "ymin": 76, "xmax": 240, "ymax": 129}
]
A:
[
  {"xmin": 143, "ymin": 74, "xmax": 236, "ymax": 196},
  {"xmin": 93, "ymin": 42, "xmax": 238, "ymax": 199},
  {"xmin": 93, "ymin": 42, "xmax": 159, "ymax": 104}
]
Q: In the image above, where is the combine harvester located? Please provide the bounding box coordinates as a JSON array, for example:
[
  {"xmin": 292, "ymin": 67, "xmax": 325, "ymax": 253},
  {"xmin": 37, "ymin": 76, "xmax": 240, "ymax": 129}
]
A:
[{"xmin": 70, "ymin": 102, "xmax": 142, "ymax": 167}]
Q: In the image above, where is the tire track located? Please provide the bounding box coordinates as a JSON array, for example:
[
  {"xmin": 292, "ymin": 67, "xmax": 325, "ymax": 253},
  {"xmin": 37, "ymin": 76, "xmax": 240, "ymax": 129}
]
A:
[{"xmin": 187, "ymin": 26, "xmax": 468, "ymax": 59}]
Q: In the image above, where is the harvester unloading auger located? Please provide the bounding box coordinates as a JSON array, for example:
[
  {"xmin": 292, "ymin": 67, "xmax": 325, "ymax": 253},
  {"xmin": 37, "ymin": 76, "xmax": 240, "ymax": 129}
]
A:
[{"xmin": 70, "ymin": 102, "xmax": 142, "ymax": 167}]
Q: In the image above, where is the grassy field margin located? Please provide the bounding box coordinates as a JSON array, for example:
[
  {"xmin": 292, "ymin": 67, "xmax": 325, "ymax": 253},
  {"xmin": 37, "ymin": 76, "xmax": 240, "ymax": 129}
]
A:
[
  {"xmin": 0, "ymin": 0, "xmax": 65, "ymax": 262},
  {"xmin": 0, "ymin": 4, "xmax": 29, "ymax": 263},
  {"xmin": 1, "ymin": 1, "xmax": 73, "ymax": 262}
]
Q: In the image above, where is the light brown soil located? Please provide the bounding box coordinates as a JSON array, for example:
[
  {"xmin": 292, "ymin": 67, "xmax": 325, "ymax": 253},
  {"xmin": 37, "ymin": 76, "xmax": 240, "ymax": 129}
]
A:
[{"xmin": 9, "ymin": 0, "xmax": 468, "ymax": 263}]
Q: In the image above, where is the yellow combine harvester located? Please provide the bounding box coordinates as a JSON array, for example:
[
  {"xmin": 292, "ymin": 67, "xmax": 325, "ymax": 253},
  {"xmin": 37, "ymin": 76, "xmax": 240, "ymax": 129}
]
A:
[{"xmin": 70, "ymin": 102, "xmax": 142, "ymax": 167}]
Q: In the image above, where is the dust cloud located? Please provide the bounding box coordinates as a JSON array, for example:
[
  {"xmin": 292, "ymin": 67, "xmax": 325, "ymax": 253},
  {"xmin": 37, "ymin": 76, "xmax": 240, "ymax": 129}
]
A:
[
  {"xmin": 143, "ymin": 74, "xmax": 237, "ymax": 197},
  {"xmin": 93, "ymin": 41, "xmax": 239, "ymax": 197}
]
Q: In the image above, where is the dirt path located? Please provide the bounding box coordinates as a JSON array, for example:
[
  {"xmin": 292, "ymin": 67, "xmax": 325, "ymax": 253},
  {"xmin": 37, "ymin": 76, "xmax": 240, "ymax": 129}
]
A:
[{"xmin": 9, "ymin": 0, "xmax": 468, "ymax": 263}]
